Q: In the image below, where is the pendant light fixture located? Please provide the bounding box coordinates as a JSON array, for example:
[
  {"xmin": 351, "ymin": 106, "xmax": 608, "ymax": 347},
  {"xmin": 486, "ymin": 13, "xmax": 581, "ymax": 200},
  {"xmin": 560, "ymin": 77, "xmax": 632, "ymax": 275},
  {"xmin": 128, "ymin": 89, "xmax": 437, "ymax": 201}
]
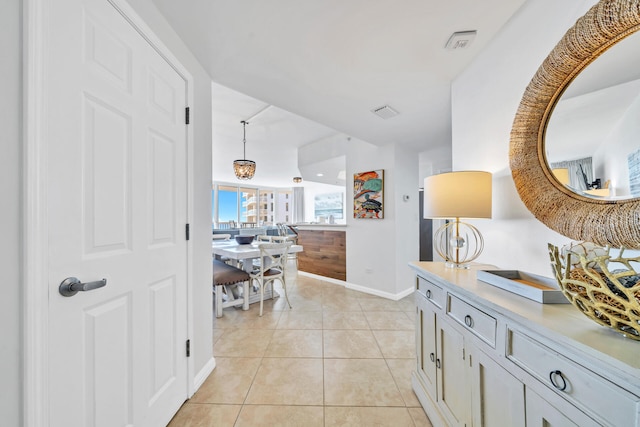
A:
[{"xmin": 233, "ymin": 120, "xmax": 256, "ymax": 180}]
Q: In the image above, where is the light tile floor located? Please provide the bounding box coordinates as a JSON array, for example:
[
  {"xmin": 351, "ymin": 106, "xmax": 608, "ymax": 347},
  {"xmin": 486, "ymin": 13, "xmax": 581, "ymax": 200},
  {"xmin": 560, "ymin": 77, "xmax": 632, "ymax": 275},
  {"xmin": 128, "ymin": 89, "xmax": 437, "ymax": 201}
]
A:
[{"xmin": 168, "ymin": 270, "xmax": 433, "ymax": 427}]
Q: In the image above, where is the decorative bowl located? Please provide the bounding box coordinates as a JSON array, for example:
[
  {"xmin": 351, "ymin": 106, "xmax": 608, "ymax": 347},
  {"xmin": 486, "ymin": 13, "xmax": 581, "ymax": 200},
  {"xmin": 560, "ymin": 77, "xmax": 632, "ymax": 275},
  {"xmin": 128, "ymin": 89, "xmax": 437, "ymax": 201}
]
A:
[
  {"xmin": 235, "ymin": 235, "xmax": 254, "ymax": 245},
  {"xmin": 549, "ymin": 243, "xmax": 640, "ymax": 340}
]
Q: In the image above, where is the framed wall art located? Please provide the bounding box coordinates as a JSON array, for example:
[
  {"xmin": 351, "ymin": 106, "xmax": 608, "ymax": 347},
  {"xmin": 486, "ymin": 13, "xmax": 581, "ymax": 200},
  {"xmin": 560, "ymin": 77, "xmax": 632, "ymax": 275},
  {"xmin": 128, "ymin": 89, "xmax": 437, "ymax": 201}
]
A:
[
  {"xmin": 314, "ymin": 192, "xmax": 344, "ymax": 220},
  {"xmin": 353, "ymin": 169, "xmax": 384, "ymax": 219}
]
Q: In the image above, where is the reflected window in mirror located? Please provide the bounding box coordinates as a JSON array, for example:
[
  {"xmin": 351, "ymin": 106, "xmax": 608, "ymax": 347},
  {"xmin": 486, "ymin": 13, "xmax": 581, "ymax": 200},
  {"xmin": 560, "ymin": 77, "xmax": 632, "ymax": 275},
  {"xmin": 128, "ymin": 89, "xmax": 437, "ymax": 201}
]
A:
[{"xmin": 549, "ymin": 157, "xmax": 596, "ymax": 192}]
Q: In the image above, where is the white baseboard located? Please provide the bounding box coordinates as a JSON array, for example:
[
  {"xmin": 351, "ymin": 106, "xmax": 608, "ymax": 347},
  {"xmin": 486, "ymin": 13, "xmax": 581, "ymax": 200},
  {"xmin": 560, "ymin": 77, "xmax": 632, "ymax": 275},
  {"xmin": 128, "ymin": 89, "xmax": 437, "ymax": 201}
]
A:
[
  {"xmin": 390, "ymin": 285, "xmax": 415, "ymax": 301},
  {"xmin": 192, "ymin": 357, "xmax": 216, "ymax": 396},
  {"xmin": 297, "ymin": 271, "xmax": 414, "ymax": 301},
  {"xmin": 346, "ymin": 281, "xmax": 414, "ymax": 301},
  {"xmin": 298, "ymin": 271, "xmax": 349, "ymax": 286}
]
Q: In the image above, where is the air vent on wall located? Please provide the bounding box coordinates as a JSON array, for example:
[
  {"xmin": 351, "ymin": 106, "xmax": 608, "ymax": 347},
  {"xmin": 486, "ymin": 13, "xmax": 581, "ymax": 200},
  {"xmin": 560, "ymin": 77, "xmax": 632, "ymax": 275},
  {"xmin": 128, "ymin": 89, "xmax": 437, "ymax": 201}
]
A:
[
  {"xmin": 371, "ymin": 105, "xmax": 399, "ymax": 119},
  {"xmin": 445, "ymin": 30, "xmax": 477, "ymax": 50}
]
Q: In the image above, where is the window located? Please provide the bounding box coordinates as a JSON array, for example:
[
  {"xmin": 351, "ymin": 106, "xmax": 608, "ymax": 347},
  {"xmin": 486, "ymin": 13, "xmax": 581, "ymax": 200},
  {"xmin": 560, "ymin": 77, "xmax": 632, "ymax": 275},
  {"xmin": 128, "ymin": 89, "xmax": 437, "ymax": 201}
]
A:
[
  {"xmin": 276, "ymin": 190, "xmax": 292, "ymax": 223},
  {"xmin": 240, "ymin": 187, "xmax": 257, "ymax": 224},
  {"xmin": 260, "ymin": 190, "xmax": 276, "ymax": 225},
  {"xmin": 213, "ymin": 184, "xmax": 293, "ymax": 228},
  {"xmin": 217, "ymin": 185, "xmax": 238, "ymax": 224}
]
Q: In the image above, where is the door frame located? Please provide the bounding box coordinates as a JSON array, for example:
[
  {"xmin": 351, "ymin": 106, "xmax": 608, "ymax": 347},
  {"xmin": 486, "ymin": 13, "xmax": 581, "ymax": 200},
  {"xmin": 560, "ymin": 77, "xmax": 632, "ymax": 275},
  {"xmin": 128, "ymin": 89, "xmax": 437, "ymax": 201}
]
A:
[{"xmin": 23, "ymin": 0, "xmax": 196, "ymax": 424}]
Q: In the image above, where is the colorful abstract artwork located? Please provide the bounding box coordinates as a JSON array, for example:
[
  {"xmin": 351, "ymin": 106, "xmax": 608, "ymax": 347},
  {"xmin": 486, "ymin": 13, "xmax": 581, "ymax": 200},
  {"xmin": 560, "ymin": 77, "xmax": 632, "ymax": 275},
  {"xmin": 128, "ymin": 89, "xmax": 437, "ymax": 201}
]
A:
[{"xmin": 353, "ymin": 170, "xmax": 384, "ymax": 219}]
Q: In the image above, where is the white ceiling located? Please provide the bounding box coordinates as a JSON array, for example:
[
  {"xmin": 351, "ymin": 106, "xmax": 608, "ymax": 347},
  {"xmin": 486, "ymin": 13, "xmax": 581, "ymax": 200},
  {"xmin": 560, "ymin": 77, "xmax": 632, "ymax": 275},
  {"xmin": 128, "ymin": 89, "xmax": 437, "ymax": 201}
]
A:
[
  {"xmin": 152, "ymin": 0, "xmax": 527, "ymax": 187},
  {"xmin": 211, "ymin": 82, "xmax": 340, "ymax": 187}
]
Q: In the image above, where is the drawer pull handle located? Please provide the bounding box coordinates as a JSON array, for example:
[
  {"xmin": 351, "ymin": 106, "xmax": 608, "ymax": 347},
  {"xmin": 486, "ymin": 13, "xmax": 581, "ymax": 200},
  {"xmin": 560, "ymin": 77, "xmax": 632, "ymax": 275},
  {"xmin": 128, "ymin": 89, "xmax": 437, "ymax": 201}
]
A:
[
  {"xmin": 436, "ymin": 359, "xmax": 441, "ymax": 369},
  {"xmin": 549, "ymin": 370, "xmax": 567, "ymax": 391},
  {"xmin": 430, "ymin": 353, "xmax": 435, "ymax": 363},
  {"xmin": 464, "ymin": 314, "xmax": 474, "ymax": 328},
  {"xmin": 426, "ymin": 290, "xmax": 432, "ymax": 298}
]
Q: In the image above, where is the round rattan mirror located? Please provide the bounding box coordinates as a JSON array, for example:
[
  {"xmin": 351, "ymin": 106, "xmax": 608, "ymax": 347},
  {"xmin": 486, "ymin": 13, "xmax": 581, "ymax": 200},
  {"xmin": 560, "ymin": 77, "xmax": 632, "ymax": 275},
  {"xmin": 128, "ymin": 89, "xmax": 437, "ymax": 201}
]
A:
[{"xmin": 509, "ymin": 0, "xmax": 640, "ymax": 249}]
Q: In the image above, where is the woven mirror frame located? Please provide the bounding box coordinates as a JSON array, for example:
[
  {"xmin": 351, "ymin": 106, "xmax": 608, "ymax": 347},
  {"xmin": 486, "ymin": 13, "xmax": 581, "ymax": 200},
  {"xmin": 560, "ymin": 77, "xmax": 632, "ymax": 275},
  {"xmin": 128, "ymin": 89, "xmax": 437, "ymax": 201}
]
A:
[{"xmin": 509, "ymin": 0, "xmax": 640, "ymax": 249}]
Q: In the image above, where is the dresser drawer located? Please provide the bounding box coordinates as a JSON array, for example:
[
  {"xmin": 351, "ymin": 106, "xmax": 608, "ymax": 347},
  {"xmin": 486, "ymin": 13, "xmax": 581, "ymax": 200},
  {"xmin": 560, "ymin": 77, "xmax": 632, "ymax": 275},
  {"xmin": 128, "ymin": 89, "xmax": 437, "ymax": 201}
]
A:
[
  {"xmin": 416, "ymin": 276, "xmax": 445, "ymax": 309},
  {"xmin": 447, "ymin": 294, "xmax": 496, "ymax": 347},
  {"xmin": 507, "ymin": 328, "xmax": 640, "ymax": 427}
]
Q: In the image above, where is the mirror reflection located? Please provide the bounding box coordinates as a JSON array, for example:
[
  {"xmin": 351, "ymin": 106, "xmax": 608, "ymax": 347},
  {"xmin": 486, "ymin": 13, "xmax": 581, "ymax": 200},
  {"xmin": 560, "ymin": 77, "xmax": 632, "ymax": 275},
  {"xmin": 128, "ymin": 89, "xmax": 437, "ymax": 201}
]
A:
[{"xmin": 545, "ymin": 30, "xmax": 640, "ymax": 200}]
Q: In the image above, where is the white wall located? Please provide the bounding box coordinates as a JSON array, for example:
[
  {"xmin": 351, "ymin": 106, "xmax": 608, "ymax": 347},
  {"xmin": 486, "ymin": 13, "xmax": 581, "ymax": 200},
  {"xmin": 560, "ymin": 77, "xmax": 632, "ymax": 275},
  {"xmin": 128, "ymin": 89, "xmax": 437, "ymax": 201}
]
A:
[
  {"xmin": 126, "ymin": 0, "xmax": 214, "ymax": 384},
  {"xmin": 1, "ymin": 0, "xmax": 22, "ymax": 423},
  {"xmin": 418, "ymin": 144, "xmax": 452, "ymax": 182},
  {"xmin": 451, "ymin": 0, "xmax": 597, "ymax": 275},
  {"xmin": 393, "ymin": 145, "xmax": 421, "ymax": 294},
  {"xmin": 346, "ymin": 139, "xmax": 419, "ymax": 298}
]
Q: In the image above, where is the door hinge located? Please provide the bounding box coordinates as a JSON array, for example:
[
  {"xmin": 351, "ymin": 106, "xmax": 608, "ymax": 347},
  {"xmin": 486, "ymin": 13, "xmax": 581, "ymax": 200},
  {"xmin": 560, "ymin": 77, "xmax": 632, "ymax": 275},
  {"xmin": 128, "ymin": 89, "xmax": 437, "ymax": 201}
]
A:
[
  {"xmin": 185, "ymin": 107, "xmax": 190, "ymax": 125},
  {"xmin": 186, "ymin": 339, "xmax": 191, "ymax": 357},
  {"xmin": 185, "ymin": 223, "xmax": 190, "ymax": 241}
]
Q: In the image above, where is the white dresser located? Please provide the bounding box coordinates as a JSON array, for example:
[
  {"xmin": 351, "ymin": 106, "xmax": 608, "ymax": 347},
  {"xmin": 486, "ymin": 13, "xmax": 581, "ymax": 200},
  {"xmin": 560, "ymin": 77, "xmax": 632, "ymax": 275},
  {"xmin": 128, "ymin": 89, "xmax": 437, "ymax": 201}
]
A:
[{"xmin": 410, "ymin": 262, "xmax": 640, "ymax": 427}]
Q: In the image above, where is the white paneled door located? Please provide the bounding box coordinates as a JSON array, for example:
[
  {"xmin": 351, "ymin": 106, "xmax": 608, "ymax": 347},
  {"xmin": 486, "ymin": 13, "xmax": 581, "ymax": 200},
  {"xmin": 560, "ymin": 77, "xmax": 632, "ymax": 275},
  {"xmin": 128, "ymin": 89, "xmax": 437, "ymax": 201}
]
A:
[{"xmin": 46, "ymin": 0, "xmax": 189, "ymax": 425}]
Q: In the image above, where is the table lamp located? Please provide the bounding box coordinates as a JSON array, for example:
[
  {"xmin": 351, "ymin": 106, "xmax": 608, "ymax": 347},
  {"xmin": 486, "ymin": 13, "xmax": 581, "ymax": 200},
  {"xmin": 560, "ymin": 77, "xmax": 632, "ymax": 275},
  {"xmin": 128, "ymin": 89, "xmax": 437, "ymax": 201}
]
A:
[{"xmin": 423, "ymin": 171, "xmax": 492, "ymax": 268}]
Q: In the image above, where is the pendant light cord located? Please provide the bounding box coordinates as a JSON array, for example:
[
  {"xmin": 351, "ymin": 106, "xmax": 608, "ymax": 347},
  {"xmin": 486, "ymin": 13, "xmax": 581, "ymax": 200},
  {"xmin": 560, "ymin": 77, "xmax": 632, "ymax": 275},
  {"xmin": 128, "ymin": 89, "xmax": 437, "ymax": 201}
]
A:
[{"xmin": 241, "ymin": 120, "xmax": 249, "ymax": 160}]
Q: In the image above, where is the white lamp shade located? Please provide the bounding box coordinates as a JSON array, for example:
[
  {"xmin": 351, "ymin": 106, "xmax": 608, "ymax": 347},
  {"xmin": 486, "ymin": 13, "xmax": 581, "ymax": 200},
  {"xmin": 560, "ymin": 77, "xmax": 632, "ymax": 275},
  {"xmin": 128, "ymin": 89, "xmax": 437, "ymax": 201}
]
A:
[{"xmin": 423, "ymin": 171, "xmax": 492, "ymax": 219}]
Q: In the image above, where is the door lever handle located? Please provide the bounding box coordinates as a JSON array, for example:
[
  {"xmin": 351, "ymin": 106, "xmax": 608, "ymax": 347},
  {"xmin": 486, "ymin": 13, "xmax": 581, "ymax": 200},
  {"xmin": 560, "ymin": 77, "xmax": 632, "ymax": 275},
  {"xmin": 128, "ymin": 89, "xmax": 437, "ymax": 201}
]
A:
[{"xmin": 59, "ymin": 277, "xmax": 107, "ymax": 297}]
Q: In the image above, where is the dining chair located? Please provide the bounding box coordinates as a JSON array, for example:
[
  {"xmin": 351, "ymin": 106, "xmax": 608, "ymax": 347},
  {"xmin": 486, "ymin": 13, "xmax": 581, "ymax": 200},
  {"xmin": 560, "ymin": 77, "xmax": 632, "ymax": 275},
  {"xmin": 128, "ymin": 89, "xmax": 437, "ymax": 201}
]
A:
[
  {"xmin": 212, "ymin": 259, "xmax": 250, "ymax": 318},
  {"xmin": 246, "ymin": 235, "xmax": 273, "ymax": 270},
  {"xmin": 250, "ymin": 241, "xmax": 292, "ymax": 316},
  {"xmin": 271, "ymin": 235, "xmax": 298, "ymax": 269},
  {"xmin": 212, "ymin": 233, "xmax": 234, "ymax": 264},
  {"xmin": 276, "ymin": 222, "xmax": 288, "ymax": 236}
]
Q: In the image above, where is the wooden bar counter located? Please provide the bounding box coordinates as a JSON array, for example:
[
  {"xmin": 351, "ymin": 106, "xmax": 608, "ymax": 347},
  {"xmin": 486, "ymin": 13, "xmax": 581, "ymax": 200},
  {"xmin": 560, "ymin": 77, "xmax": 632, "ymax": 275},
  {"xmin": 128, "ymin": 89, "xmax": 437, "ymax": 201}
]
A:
[{"xmin": 293, "ymin": 225, "xmax": 346, "ymax": 281}]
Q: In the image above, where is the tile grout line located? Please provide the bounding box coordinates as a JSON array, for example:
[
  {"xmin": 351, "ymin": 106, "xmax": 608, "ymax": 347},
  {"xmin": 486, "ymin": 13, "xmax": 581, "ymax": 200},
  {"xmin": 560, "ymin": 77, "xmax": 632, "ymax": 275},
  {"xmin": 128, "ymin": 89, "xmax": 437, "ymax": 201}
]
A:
[{"xmin": 201, "ymin": 272, "xmax": 425, "ymax": 426}]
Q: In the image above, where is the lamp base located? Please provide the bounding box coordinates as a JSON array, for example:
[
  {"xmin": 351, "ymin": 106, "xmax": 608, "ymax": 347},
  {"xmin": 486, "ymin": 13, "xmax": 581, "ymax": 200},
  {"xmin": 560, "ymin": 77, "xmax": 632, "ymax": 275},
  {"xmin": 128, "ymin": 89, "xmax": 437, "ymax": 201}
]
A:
[
  {"xmin": 445, "ymin": 261, "xmax": 471, "ymax": 269},
  {"xmin": 434, "ymin": 219, "xmax": 484, "ymax": 267}
]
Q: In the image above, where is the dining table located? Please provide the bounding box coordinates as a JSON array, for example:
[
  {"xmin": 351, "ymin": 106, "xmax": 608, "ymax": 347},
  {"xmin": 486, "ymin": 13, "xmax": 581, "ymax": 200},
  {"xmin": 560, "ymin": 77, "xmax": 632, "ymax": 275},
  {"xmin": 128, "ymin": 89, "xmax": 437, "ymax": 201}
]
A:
[{"xmin": 212, "ymin": 239, "xmax": 304, "ymax": 305}]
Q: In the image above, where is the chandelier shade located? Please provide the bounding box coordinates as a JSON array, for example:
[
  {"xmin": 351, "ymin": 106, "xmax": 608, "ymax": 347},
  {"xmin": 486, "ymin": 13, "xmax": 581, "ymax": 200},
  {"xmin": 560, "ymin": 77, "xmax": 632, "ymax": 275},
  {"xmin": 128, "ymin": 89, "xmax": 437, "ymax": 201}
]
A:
[
  {"xmin": 233, "ymin": 159, "xmax": 256, "ymax": 180},
  {"xmin": 234, "ymin": 120, "xmax": 256, "ymax": 180}
]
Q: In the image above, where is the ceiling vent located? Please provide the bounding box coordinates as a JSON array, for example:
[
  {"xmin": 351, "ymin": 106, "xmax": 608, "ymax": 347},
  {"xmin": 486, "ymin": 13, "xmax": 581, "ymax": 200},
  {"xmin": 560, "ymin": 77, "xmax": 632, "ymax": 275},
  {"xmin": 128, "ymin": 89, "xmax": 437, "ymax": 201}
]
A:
[
  {"xmin": 445, "ymin": 30, "xmax": 477, "ymax": 50},
  {"xmin": 371, "ymin": 105, "xmax": 399, "ymax": 119}
]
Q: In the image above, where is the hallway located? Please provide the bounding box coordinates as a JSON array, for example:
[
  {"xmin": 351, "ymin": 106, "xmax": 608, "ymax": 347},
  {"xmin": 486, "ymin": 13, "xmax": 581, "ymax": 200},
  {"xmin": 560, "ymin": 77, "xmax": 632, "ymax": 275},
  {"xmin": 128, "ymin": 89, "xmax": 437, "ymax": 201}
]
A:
[{"xmin": 168, "ymin": 272, "xmax": 433, "ymax": 426}]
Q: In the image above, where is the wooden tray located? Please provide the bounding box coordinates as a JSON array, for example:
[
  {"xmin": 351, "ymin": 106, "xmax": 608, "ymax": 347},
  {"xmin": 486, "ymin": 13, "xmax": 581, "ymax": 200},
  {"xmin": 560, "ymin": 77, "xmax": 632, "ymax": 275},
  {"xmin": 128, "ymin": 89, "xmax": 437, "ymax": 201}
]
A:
[{"xmin": 477, "ymin": 270, "xmax": 569, "ymax": 304}]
